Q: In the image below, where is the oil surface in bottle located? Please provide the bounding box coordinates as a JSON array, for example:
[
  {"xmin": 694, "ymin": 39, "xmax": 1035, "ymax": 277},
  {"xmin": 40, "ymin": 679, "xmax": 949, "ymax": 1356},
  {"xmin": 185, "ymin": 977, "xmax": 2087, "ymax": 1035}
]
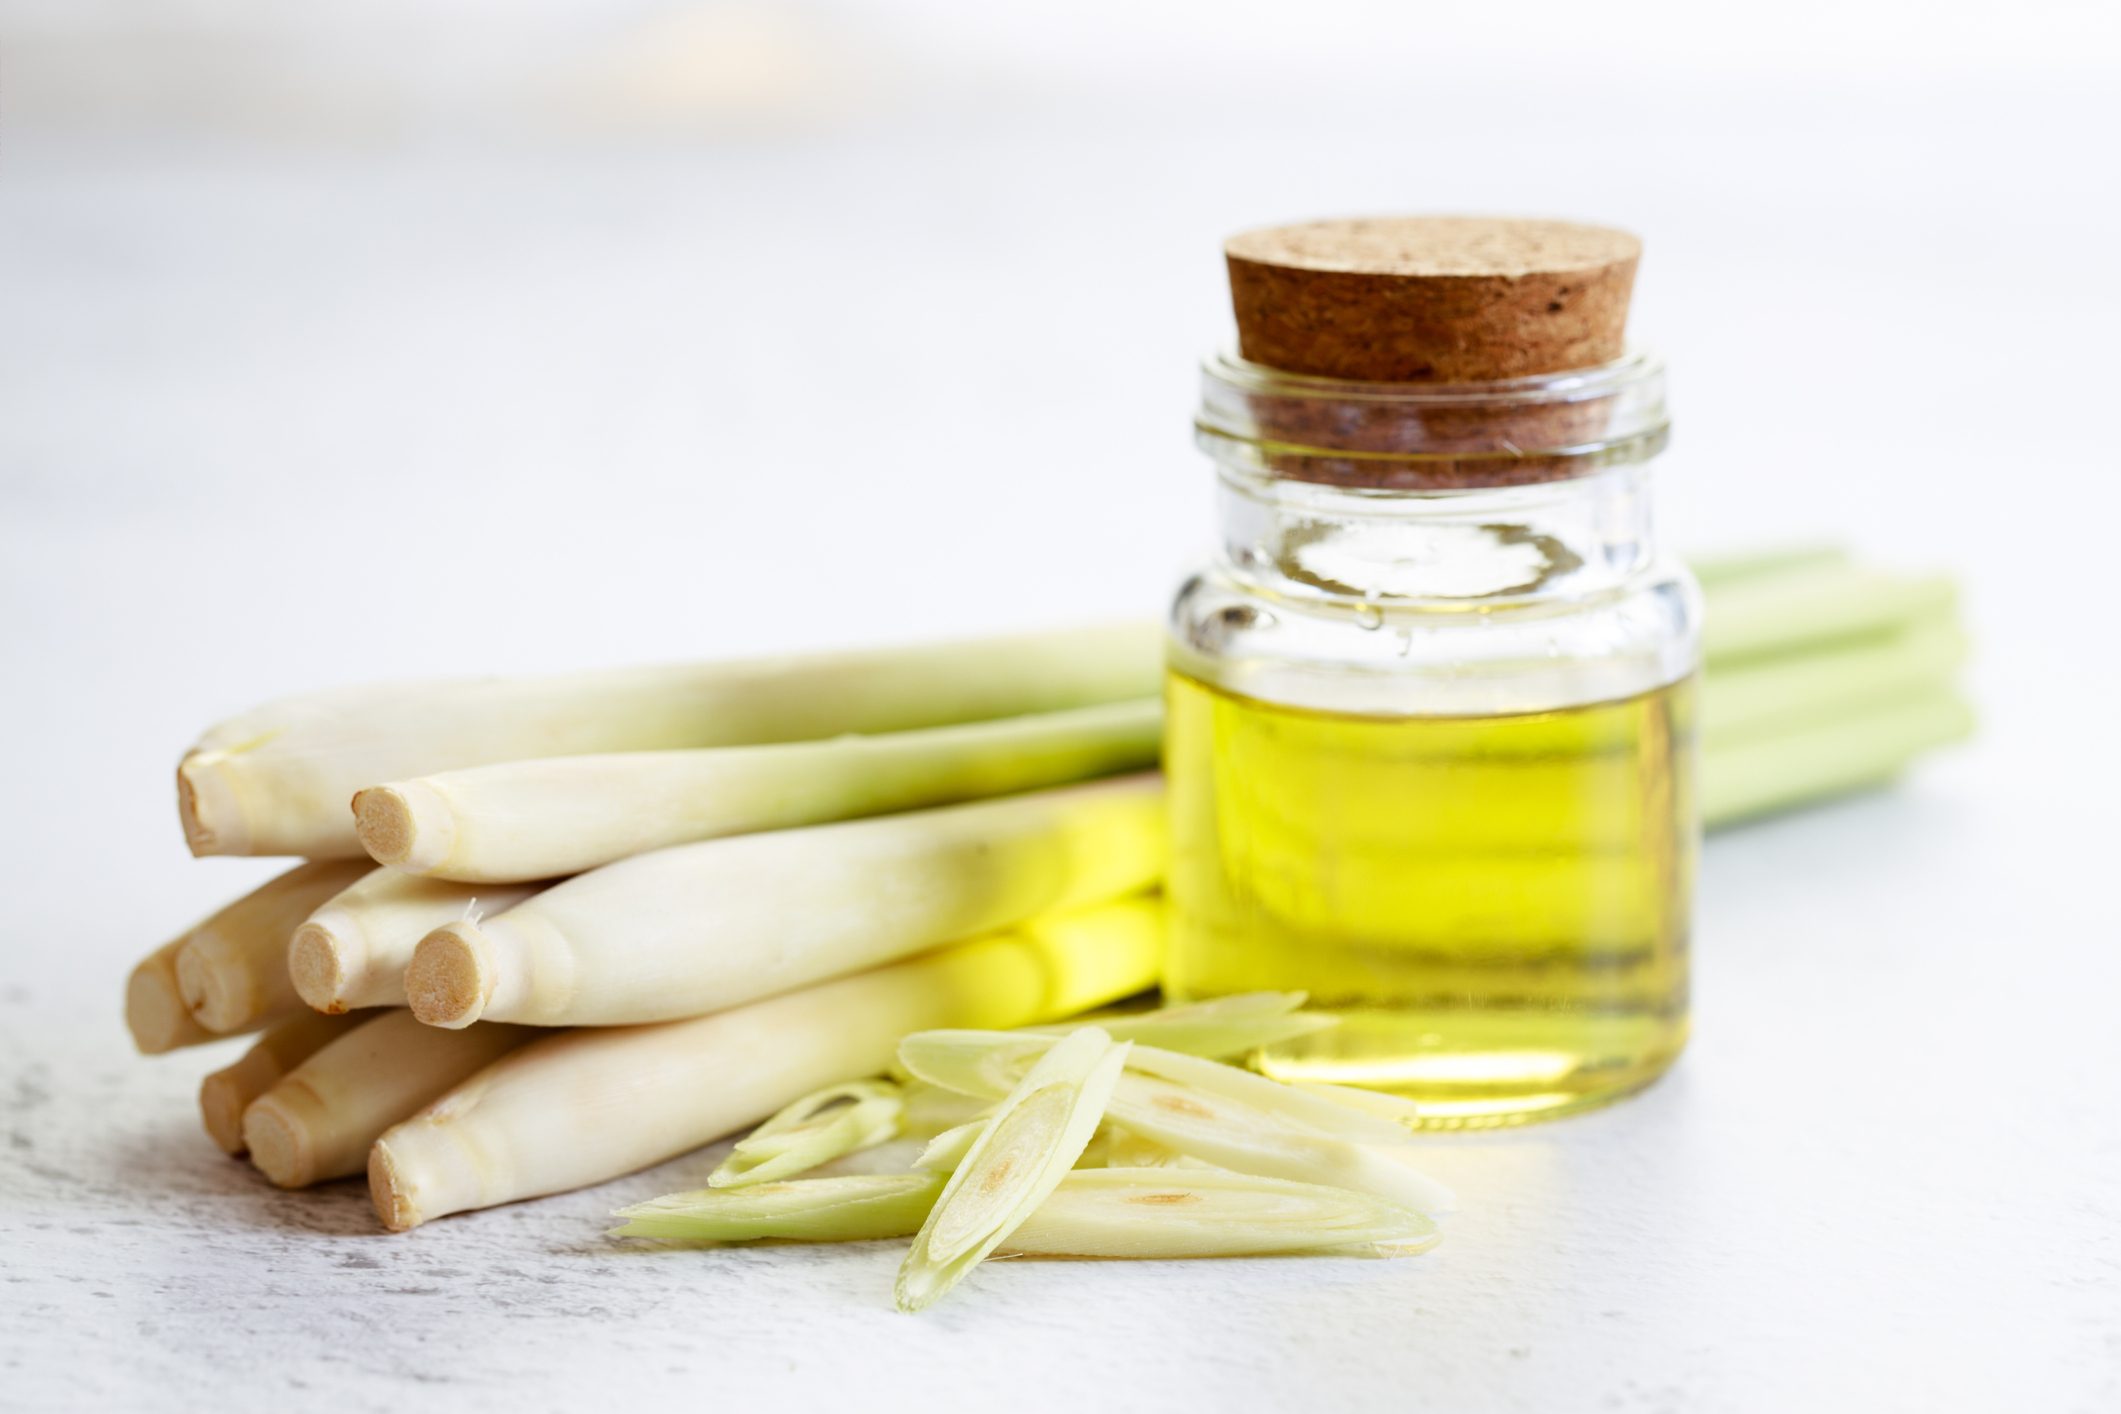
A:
[{"xmin": 1164, "ymin": 670, "xmax": 1696, "ymax": 1126}]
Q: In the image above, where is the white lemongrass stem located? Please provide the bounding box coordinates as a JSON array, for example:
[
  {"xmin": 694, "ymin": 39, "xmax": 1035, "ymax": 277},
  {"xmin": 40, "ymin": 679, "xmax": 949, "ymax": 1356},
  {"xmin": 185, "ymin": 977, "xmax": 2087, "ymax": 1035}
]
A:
[
  {"xmin": 289, "ymin": 873, "xmax": 545, "ymax": 1014},
  {"xmin": 356, "ymin": 700, "xmax": 1161, "ymax": 883},
  {"xmin": 1705, "ymin": 689, "xmax": 1976, "ymax": 826},
  {"xmin": 1687, "ymin": 544, "xmax": 1848, "ymax": 588},
  {"xmin": 197, "ymin": 1011, "xmax": 365, "ymax": 1155},
  {"xmin": 241, "ymin": 1011, "xmax": 535, "ymax": 1189},
  {"xmin": 369, "ymin": 898, "xmax": 1163, "ymax": 1230},
  {"xmin": 896, "ymin": 1029, "xmax": 1127, "ymax": 1312},
  {"xmin": 131, "ymin": 861, "xmax": 371, "ymax": 1047},
  {"xmin": 405, "ymin": 776, "xmax": 1165, "ymax": 1027},
  {"xmin": 181, "ymin": 623, "xmax": 1160, "ymax": 859}
]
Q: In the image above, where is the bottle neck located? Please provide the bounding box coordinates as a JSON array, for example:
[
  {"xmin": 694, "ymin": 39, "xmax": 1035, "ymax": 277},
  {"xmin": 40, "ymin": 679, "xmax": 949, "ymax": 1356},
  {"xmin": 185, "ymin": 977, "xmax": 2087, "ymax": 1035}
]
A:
[{"xmin": 1215, "ymin": 462, "xmax": 1660, "ymax": 609}]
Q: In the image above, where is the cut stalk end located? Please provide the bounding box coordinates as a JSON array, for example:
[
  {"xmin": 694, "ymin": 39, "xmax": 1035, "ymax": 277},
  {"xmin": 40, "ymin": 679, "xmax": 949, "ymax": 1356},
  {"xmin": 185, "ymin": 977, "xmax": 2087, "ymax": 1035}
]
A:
[
  {"xmin": 406, "ymin": 923, "xmax": 491, "ymax": 1029},
  {"xmin": 368, "ymin": 1137, "xmax": 421, "ymax": 1231},
  {"xmin": 354, "ymin": 782, "xmax": 454, "ymax": 874},
  {"xmin": 242, "ymin": 1095, "xmax": 317, "ymax": 1189},
  {"xmin": 287, "ymin": 921, "xmax": 353, "ymax": 1015},
  {"xmin": 126, "ymin": 960, "xmax": 206, "ymax": 1054},
  {"xmin": 176, "ymin": 751, "xmax": 246, "ymax": 857},
  {"xmin": 174, "ymin": 938, "xmax": 250, "ymax": 1035},
  {"xmin": 197, "ymin": 1073, "xmax": 250, "ymax": 1155}
]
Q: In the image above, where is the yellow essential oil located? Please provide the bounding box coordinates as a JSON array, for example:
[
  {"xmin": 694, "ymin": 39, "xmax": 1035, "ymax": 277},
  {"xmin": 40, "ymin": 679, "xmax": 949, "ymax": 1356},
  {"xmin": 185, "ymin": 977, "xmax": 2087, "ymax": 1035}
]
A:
[{"xmin": 1164, "ymin": 669, "xmax": 1696, "ymax": 1126}]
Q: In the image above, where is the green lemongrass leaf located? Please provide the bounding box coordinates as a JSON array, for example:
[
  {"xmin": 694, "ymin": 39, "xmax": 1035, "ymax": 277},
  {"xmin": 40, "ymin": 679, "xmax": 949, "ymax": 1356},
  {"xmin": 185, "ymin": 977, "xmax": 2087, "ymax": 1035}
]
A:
[
  {"xmin": 1105, "ymin": 1068, "xmax": 1455, "ymax": 1216},
  {"xmin": 1124, "ymin": 1045, "xmax": 1412, "ymax": 1143},
  {"xmin": 1002, "ymin": 1168, "xmax": 1440, "ymax": 1259},
  {"xmin": 895, "ymin": 1028, "xmax": 1128, "ymax": 1313},
  {"xmin": 709, "ymin": 1080, "xmax": 903, "ymax": 1189},
  {"xmin": 912, "ymin": 1119, "xmax": 984, "ymax": 1174},
  {"xmin": 612, "ymin": 1173, "xmax": 943, "ymax": 1243}
]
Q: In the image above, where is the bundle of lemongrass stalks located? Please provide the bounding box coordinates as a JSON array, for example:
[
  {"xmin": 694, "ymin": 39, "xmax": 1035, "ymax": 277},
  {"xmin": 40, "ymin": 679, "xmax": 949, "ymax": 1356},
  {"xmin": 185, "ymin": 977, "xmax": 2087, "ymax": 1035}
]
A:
[{"xmin": 126, "ymin": 546, "xmax": 1968, "ymax": 1234}]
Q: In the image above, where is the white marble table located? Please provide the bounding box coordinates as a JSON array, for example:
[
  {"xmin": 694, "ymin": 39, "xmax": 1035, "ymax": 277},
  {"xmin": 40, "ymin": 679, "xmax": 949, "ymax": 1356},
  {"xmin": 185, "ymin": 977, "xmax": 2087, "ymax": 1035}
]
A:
[{"xmin": 4, "ymin": 72, "xmax": 2118, "ymax": 1409}]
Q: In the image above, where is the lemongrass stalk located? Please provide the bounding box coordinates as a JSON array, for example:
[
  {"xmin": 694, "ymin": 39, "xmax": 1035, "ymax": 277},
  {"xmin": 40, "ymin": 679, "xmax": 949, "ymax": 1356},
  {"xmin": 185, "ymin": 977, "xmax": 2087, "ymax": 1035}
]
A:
[
  {"xmin": 404, "ymin": 777, "xmax": 1164, "ymax": 1027},
  {"xmin": 709, "ymin": 1081, "xmax": 903, "ymax": 1189},
  {"xmin": 896, "ymin": 1028, "xmax": 1128, "ymax": 1311},
  {"xmin": 614, "ymin": 1174, "xmax": 946, "ymax": 1243},
  {"xmin": 127, "ymin": 939, "xmax": 225, "ymax": 1056},
  {"xmin": 1687, "ymin": 544, "xmax": 1848, "ymax": 588},
  {"xmin": 1101, "ymin": 1067, "xmax": 1456, "ymax": 1216},
  {"xmin": 197, "ymin": 1011, "xmax": 364, "ymax": 1155},
  {"xmin": 135, "ymin": 861, "xmax": 371, "ymax": 1044},
  {"xmin": 356, "ymin": 699, "xmax": 1160, "ymax": 884},
  {"xmin": 242, "ymin": 1012, "xmax": 535, "ymax": 1189},
  {"xmin": 615, "ymin": 1168, "xmax": 1438, "ymax": 1259},
  {"xmin": 180, "ymin": 623, "xmax": 1161, "ymax": 860},
  {"xmin": 369, "ymin": 899, "xmax": 1162, "ymax": 1230},
  {"xmin": 1007, "ymin": 1168, "xmax": 1440, "ymax": 1259},
  {"xmin": 1703, "ymin": 617, "xmax": 1965, "ymax": 749},
  {"xmin": 289, "ymin": 873, "xmax": 545, "ymax": 1015},
  {"xmin": 1705, "ymin": 689, "xmax": 1975, "ymax": 826},
  {"xmin": 1701, "ymin": 563, "xmax": 1957, "ymax": 666}
]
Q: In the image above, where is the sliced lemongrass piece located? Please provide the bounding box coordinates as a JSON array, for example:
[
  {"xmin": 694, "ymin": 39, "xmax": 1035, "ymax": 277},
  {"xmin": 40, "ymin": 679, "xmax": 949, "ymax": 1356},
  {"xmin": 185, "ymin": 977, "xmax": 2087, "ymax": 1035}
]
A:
[
  {"xmin": 613, "ymin": 1173, "xmax": 945, "ymax": 1243},
  {"xmin": 709, "ymin": 1081, "xmax": 902, "ymax": 1189},
  {"xmin": 1104, "ymin": 1128, "xmax": 1200, "ymax": 1169},
  {"xmin": 1006, "ymin": 1168, "xmax": 1440, "ymax": 1259},
  {"xmin": 912, "ymin": 1120, "xmax": 984, "ymax": 1174},
  {"xmin": 1294, "ymin": 1080, "xmax": 1425, "ymax": 1132},
  {"xmin": 895, "ymin": 1028, "xmax": 1128, "ymax": 1313},
  {"xmin": 897, "ymin": 1082, "xmax": 993, "ymax": 1139},
  {"xmin": 1123, "ymin": 1045, "xmax": 1412, "ymax": 1143},
  {"xmin": 1104, "ymin": 1068, "xmax": 1455, "ymax": 1217},
  {"xmin": 896, "ymin": 1030, "xmax": 1050, "ymax": 1100},
  {"xmin": 1026, "ymin": 991, "xmax": 1336, "ymax": 1060}
]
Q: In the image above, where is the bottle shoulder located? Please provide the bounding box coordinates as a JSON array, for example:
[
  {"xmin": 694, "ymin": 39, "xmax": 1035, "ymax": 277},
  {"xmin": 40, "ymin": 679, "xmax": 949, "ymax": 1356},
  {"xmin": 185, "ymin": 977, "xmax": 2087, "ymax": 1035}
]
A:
[{"xmin": 1168, "ymin": 559, "xmax": 1700, "ymax": 716}]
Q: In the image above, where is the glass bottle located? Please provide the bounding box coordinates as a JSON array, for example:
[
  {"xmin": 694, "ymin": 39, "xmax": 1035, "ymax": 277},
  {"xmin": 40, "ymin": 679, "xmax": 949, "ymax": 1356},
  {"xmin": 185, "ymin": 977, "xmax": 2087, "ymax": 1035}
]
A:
[{"xmin": 1163, "ymin": 218, "xmax": 1701, "ymax": 1127}]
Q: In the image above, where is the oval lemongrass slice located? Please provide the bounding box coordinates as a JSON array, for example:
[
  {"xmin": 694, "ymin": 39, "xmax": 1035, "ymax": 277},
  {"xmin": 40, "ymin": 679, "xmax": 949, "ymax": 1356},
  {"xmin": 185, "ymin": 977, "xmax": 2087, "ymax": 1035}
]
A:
[
  {"xmin": 1104, "ymin": 1069, "xmax": 1455, "ymax": 1217},
  {"xmin": 896, "ymin": 1031, "xmax": 1050, "ymax": 1100},
  {"xmin": 912, "ymin": 1120, "xmax": 985, "ymax": 1174},
  {"xmin": 1006, "ymin": 1168, "xmax": 1440, "ymax": 1259},
  {"xmin": 895, "ymin": 1028, "xmax": 1128, "ymax": 1313},
  {"xmin": 709, "ymin": 1081, "xmax": 903, "ymax": 1189},
  {"xmin": 900, "ymin": 1007, "xmax": 1336, "ymax": 1101},
  {"xmin": 613, "ymin": 1173, "xmax": 946, "ymax": 1243},
  {"xmin": 1294, "ymin": 1080, "xmax": 1425, "ymax": 1132},
  {"xmin": 898, "ymin": 1082, "xmax": 993, "ymax": 1139},
  {"xmin": 1104, "ymin": 1128, "xmax": 1201, "ymax": 1170},
  {"xmin": 1025, "ymin": 991, "xmax": 1337, "ymax": 1060},
  {"xmin": 1123, "ymin": 1046, "xmax": 1414, "ymax": 1144}
]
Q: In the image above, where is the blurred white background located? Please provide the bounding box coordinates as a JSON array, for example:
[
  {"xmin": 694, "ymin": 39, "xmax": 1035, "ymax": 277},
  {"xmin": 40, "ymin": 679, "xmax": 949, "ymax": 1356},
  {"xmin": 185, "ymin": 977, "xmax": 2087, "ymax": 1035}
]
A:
[{"xmin": 3, "ymin": 5, "xmax": 2118, "ymax": 1410}]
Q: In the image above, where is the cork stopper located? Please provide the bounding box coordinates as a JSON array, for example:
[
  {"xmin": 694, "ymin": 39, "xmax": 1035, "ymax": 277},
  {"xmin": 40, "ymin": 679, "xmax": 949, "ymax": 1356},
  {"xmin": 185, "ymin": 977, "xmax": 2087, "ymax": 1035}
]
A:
[{"xmin": 1225, "ymin": 216, "xmax": 1640, "ymax": 383}]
